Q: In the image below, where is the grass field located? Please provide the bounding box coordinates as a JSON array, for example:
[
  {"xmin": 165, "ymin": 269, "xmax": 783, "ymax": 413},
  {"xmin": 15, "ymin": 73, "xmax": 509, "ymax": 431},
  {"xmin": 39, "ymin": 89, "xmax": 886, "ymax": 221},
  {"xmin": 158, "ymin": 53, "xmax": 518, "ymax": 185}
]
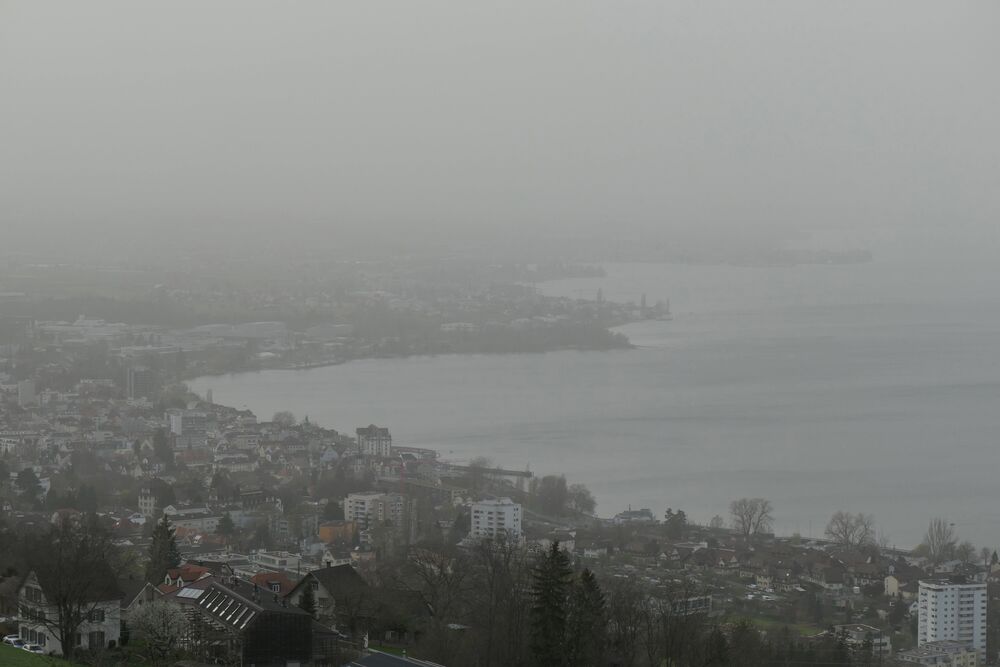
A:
[
  {"xmin": 0, "ymin": 643, "xmax": 74, "ymax": 666},
  {"xmin": 746, "ymin": 616, "xmax": 826, "ymax": 637}
]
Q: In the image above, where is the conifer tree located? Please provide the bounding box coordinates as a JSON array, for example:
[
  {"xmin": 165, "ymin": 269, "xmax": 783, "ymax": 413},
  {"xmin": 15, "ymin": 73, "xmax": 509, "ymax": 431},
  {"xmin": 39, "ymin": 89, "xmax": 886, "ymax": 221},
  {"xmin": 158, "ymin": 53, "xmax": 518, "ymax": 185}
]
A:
[
  {"xmin": 565, "ymin": 568, "xmax": 606, "ymax": 666},
  {"xmin": 299, "ymin": 580, "xmax": 317, "ymax": 617},
  {"xmin": 530, "ymin": 541, "xmax": 573, "ymax": 666},
  {"xmin": 146, "ymin": 514, "xmax": 181, "ymax": 583},
  {"xmin": 217, "ymin": 512, "xmax": 235, "ymax": 536}
]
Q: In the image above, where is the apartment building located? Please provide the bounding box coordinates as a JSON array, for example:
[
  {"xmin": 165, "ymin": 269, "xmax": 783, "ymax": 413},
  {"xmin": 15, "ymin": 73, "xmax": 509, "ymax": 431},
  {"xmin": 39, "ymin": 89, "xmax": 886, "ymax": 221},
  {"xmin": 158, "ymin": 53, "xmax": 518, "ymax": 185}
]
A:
[
  {"xmin": 917, "ymin": 578, "xmax": 987, "ymax": 658},
  {"xmin": 897, "ymin": 640, "xmax": 980, "ymax": 666},
  {"xmin": 470, "ymin": 498, "xmax": 522, "ymax": 542},
  {"xmin": 356, "ymin": 424, "xmax": 392, "ymax": 458},
  {"xmin": 345, "ymin": 491, "xmax": 404, "ymax": 529}
]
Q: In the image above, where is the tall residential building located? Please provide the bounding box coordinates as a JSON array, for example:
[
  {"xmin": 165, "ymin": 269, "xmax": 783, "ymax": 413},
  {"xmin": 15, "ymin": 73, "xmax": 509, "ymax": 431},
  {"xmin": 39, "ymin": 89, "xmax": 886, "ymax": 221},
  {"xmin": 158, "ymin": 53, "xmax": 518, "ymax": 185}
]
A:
[
  {"xmin": 345, "ymin": 491, "xmax": 404, "ymax": 530},
  {"xmin": 356, "ymin": 425, "xmax": 392, "ymax": 457},
  {"xmin": 167, "ymin": 409, "xmax": 208, "ymax": 436},
  {"xmin": 138, "ymin": 486, "xmax": 157, "ymax": 518},
  {"xmin": 918, "ymin": 578, "xmax": 987, "ymax": 658},
  {"xmin": 470, "ymin": 498, "xmax": 522, "ymax": 542},
  {"xmin": 17, "ymin": 379, "xmax": 36, "ymax": 408},
  {"xmin": 124, "ymin": 365, "xmax": 157, "ymax": 400}
]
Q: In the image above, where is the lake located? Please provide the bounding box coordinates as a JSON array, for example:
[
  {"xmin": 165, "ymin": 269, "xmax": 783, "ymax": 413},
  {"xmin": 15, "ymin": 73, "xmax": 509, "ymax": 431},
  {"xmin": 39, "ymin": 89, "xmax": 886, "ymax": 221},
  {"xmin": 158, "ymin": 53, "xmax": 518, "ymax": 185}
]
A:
[{"xmin": 191, "ymin": 227, "xmax": 1000, "ymax": 548}]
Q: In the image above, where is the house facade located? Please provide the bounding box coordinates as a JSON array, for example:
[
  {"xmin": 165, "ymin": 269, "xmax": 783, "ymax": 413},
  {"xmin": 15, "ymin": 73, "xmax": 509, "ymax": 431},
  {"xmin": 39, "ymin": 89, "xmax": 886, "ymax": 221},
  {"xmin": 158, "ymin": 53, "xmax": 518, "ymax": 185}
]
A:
[{"xmin": 18, "ymin": 570, "xmax": 121, "ymax": 656}]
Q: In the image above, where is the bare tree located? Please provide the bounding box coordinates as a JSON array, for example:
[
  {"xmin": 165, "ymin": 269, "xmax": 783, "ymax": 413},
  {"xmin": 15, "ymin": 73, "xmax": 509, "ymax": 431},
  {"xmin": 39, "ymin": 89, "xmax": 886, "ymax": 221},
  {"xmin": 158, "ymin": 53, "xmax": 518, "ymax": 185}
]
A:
[
  {"xmin": 272, "ymin": 411, "xmax": 296, "ymax": 427},
  {"xmin": 981, "ymin": 546, "xmax": 992, "ymax": 568},
  {"xmin": 729, "ymin": 498, "xmax": 773, "ymax": 542},
  {"xmin": 921, "ymin": 518, "xmax": 958, "ymax": 565},
  {"xmin": 19, "ymin": 515, "xmax": 120, "ymax": 661},
  {"xmin": 467, "ymin": 456, "xmax": 494, "ymax": 493},
  {"xmin": 127, "ymin": 600, "xmax": 189, "ymax": 661},
  {"xmin": 400, "ymin": 546, "xmax": 473, "ymax": 664},
  {"xmin": 470, "ymin": 537, "xmax": 533, "ymax": 667},
  {"xmin": 955, "ymin": 540, "xmax": 977, "ymax": 565},
  {"xmin": 567, "ymin": 483, "xmax": 597, "ymax": 514},
  {"xmin": 605, "ymin": 578, "xmax": 645, "ymax": 667},
  {"xmin": 708, "ymin": 515, "xmax": 725, "ymax": 530},
  {"xmin": 640, "ymin": 579, "xmax": 708, "ymax": 667},
  {"xmin": 824, "ymin": 511, "xmax": 875, "ymax": 548},
  {"xmin": 877, "ymin": 529, "xmax": 891, "ymax": 553}
]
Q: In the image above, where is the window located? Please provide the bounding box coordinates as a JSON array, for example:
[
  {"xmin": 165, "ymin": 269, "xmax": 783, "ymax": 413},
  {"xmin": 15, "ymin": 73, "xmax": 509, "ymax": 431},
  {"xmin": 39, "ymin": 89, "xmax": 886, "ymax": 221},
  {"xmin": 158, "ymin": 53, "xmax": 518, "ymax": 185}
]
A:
[
  {"xmin": 24, "ymin": 586, "xmax": 43, "ymax": 603},
  {"xmin": 38, "ymin": 634, "xmax": 46, "ymax": 647},
  {"xmin": 88, "ymin": 631, "xmax": 105, "ymax": 649},
  {"xmin": 89, "ymin": 609, "xmax": 105, "ymax": 623}
]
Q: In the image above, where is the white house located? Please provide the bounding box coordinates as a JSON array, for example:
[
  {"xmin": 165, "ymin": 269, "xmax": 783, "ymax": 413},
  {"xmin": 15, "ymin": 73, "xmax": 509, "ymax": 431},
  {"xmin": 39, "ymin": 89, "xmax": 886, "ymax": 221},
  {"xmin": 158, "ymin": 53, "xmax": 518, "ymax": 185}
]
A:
[{"xmin": 18, "ymin": 570, "xmax": 121, "ymax": 656}]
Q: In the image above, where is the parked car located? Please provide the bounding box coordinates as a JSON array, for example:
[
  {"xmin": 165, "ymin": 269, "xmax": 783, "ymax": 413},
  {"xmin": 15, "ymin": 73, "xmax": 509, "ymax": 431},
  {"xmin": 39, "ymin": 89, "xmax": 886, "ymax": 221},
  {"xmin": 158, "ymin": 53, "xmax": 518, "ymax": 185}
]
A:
[
  {"xmin": 3, "ymin": 635, "xmax": 24, "ymax": 647},
  {"xmin": 22, "ymin": 643, "xmax": 44, "ymax": 653}
]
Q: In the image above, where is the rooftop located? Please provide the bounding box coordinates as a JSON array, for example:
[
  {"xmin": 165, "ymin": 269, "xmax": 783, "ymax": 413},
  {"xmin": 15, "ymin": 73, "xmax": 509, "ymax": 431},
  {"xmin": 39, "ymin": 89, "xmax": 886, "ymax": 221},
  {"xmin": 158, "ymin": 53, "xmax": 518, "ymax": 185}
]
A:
[{"xmin": 344, "ymin": 650, "xmax": 445, "ymax": 667}]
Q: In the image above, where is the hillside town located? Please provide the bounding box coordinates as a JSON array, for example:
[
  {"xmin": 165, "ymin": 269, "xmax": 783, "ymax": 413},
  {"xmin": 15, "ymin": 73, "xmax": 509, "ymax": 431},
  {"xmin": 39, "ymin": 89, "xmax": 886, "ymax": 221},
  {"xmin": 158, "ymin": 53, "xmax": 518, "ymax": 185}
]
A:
[
  {"xmin": 0, "ymin": 255, "xmax": 655, "ymax": 379},
  {"xmin": 0, "ymin": 317, "xmax": 998, "ymax": 666}
]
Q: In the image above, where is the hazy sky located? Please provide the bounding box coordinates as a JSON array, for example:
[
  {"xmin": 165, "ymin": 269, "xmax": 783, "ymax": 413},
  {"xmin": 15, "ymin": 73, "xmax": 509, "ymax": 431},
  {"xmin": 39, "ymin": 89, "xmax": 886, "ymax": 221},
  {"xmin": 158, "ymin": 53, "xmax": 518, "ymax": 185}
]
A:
[{"xmin": 1, "ymin": 1, "xmax": 998, "ymax": 252}]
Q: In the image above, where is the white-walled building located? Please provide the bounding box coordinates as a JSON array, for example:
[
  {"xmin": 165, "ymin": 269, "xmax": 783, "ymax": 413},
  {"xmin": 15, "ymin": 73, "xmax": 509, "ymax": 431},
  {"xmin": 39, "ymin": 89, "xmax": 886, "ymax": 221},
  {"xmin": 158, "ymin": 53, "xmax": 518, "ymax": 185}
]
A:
[
  {"xmin": 250, "ymin": 550, "xmax": 304, "ymax": 572},
  {"xmin": 18, "ymin": 570, "xmax": 121, "ymax": 656},
  {"xmin": 345, "ymin": 491, "xmax": 404, "ymax": 529},
  {"xmin": 833, "ymin": 623, "xmax": 891, "ymax": 658},
  {"xmin": 356, "ymin": 424, "xmax": 392, "ymax": 457},
  {"xmin": 470, "ymin": 498, "xmax": 522, "ymax": 542},
  {"xmin": 137, "ymin": 486, "xmax": 157, "ymax": 518},
  {"xmin": 17, "ymin": 379, "xmax": 37, "ymax": 408},
  {"xmin": 917, "ymin": 579, "xmax": 987, "ymax": 658},
  {"xmin": 897, "ymin": 640, "xmax": 980, "ymax": 666}
]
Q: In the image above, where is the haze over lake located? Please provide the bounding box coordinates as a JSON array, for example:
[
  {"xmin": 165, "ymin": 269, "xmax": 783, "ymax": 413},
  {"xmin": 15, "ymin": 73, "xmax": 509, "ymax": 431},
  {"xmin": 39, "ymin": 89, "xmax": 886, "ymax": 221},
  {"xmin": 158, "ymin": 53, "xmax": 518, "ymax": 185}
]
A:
[{"xmin": 191, "ymin": 227, "xmax": 1000, "ymax": 548}]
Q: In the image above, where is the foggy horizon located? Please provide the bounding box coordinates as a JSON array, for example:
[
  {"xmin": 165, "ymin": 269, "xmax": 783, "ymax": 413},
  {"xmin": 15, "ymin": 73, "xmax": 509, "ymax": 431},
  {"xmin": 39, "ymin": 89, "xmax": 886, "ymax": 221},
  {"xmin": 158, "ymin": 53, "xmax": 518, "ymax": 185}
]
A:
[{"xmin": 3, "ymin": 1, "xmax": 999, "ymax": 254}]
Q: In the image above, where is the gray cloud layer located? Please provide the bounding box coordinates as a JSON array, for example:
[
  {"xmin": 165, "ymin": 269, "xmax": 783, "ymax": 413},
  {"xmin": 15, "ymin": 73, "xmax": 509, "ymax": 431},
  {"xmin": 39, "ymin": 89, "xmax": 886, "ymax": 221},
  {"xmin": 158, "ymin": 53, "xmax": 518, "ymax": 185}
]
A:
[{"xmin": 2, "ymin": 1, "xmax": 997, "ymax": 252}]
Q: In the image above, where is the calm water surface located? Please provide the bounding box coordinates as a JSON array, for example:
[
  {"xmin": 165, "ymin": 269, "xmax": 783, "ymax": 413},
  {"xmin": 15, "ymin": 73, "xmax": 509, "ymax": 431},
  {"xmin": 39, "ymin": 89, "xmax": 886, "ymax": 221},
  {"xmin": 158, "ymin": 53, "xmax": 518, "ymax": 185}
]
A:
[{"xmin": 192, "ymin": 228, "xmax": 1000, "ymax": 547}]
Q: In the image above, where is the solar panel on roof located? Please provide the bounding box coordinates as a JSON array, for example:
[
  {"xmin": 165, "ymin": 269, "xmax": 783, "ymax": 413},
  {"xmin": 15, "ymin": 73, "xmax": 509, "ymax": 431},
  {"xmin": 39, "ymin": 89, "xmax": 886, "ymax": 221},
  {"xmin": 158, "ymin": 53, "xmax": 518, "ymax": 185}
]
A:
[
  {"xmin": 227, "ymin": 603, "xmax": 244, "ymax": 622},
  {"xmin": 219, "ymin": 599, "xmax": 236, "ymax": 618},
  {"xmin": 177, "ymin": 588, "xmax": 204, "ymax": 600}
]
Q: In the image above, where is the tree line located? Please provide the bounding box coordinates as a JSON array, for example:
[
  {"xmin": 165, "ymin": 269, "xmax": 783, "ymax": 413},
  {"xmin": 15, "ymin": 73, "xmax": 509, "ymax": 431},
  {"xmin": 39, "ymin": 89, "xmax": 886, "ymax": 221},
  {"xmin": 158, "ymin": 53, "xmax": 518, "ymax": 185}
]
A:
[{"xmin": 374, "ymin": 537, "xmax": 874, "ymax": 667}]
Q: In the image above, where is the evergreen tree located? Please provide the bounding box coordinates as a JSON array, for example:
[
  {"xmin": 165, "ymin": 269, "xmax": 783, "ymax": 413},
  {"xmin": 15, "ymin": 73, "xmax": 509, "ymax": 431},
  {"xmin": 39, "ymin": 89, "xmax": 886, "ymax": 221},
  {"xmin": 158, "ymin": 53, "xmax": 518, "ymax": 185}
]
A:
[
  {"xmin": 77, "ymin": 484, "xmax": 98, "ymax": 513},
  {"xmin": 700, "ymin": 626, "xmax": 729, "ymax": 666},
  {"xmin": 565, "ymin": 568, "xmax": 606, "ymax": 666},
  {"xmin": 217, "ymin": 512, "xmax": 235, "ymax": 535},
  {"xmin": 17, "ymin": 467, "xmax": 42, "ymax": 501},
  {"xmin": 145, "ymin": 514, "xmax": 181, "ymax": 583},
  {"xmin": 664, "ymin": 508, "xmax": 688, "ymax": 540},
  {"xmin": 152, "ymin": 428, "xmax": 174, "ymax": 469},
  {"xmin": 253, "ymin": 522, "xmax": 271, "ymax": 549},
  {"xmin": 530, "ymin": 541, "xmax": 573, "ymax": 666},
  {"xmin": 298, "ymin": 580, "xmax": 317, "ymax": 617},
  {"xmin": 322, "ymin": 499, "xmax": 344, "ymax": 520}
]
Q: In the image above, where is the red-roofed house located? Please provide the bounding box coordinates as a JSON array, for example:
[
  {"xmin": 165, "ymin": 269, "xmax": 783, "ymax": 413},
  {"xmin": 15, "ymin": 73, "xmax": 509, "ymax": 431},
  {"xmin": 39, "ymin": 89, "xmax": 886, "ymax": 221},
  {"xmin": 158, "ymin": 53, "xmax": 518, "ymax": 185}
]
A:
[
  {"xmin": 163, "ymin": 564, "xmax": 211, "ymax": 590},
  {"xmin": 250, "ymin": 571, "xmax": 296, "ymax": 596}
]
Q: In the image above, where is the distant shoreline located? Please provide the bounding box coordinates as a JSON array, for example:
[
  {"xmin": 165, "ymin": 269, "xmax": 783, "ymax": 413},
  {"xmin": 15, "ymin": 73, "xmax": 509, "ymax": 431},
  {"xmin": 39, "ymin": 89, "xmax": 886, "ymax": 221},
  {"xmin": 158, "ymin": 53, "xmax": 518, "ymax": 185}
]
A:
[{"xmin": 185, "ymin": 339, "xmax": 639, "ymax": 380}]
